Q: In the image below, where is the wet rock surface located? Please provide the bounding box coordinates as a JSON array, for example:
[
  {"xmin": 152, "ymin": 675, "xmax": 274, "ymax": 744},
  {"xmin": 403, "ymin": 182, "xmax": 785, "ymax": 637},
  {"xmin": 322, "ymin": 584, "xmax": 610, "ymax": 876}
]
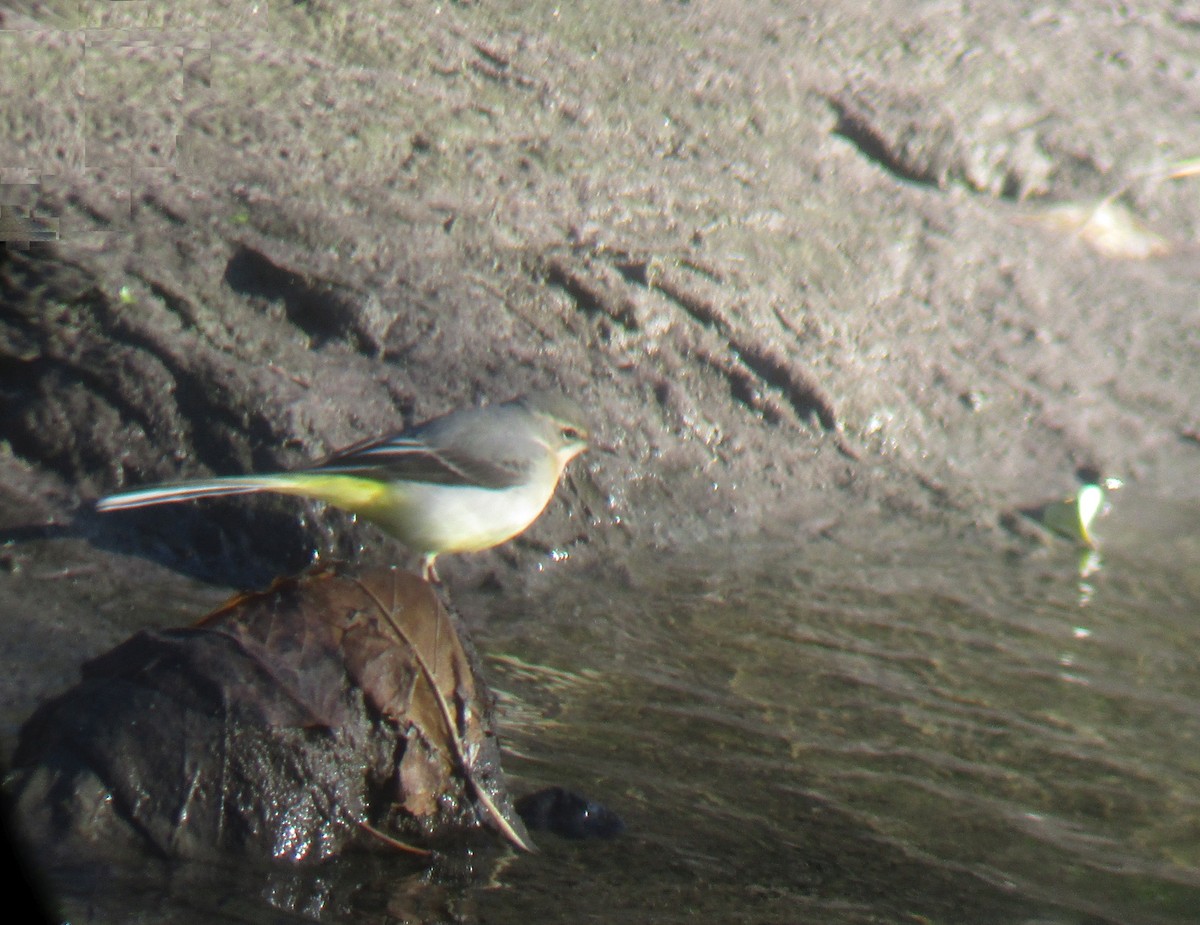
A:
[{"xmin": 7, "ymin": 566, "xmax": 531, "ymax": 862}]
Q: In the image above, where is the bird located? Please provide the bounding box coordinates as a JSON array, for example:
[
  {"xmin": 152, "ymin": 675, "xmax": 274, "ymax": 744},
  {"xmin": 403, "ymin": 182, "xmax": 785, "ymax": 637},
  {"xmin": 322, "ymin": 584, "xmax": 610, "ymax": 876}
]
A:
[{"xmin": 95, "ymin": 391, "xmax": 590, "ymax": 582}]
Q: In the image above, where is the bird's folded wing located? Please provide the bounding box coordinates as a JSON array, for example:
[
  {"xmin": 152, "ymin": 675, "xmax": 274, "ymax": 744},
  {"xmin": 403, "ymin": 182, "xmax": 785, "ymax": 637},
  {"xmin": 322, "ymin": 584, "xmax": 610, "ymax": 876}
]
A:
[{"xmin": 310, "ymin": 436, "xmax": 528, "ymax": 489}]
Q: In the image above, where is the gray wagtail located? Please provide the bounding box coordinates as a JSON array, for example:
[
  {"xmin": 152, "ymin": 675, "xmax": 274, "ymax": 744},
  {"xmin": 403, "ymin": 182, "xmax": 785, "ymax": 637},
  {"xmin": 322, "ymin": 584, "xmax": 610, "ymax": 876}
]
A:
[{"xmin": 96, "ymin": 391, "xmax": 590, "ymax": 581}]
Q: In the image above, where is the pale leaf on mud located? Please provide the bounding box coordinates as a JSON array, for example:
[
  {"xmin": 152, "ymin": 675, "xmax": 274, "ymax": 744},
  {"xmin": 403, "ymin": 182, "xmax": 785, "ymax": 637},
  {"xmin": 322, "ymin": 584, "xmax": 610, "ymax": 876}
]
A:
[{"xmin": 1023, "ymin": 200, "xmax": 1172, "ymax": 259}]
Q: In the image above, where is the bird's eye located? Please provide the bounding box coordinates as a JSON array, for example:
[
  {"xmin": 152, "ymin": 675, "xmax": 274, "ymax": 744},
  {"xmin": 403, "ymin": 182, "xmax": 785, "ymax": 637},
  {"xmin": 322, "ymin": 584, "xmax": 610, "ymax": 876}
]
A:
[{"xmin": 561, "ymin": 426, "xmax": 585, "ymax": 442}]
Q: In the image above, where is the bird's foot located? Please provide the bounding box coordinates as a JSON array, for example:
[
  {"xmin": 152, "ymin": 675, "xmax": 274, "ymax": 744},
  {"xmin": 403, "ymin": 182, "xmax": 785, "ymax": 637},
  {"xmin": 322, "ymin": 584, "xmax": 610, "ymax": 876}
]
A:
[{"xmin": 420, "ymin": 555, "xmax": 441, "ymax": 585}]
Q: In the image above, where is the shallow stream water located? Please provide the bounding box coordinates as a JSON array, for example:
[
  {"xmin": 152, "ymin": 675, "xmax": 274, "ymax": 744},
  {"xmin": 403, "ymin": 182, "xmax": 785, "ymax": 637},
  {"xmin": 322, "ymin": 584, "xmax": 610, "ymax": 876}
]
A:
[
  {"xmin": 21, "ymin": 486, "xmax": 1200, "ymax": 924},
  {"xmin": 465, "ymin": 488, "xmax": 1200, "ymax": 925}
]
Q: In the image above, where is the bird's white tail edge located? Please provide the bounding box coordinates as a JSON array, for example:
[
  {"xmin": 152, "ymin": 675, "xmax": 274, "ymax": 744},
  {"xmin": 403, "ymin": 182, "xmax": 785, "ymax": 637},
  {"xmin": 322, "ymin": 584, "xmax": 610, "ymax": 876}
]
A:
[{"xmin": 95, "ymin": 477, "xmax": 281, "ymax": 512}]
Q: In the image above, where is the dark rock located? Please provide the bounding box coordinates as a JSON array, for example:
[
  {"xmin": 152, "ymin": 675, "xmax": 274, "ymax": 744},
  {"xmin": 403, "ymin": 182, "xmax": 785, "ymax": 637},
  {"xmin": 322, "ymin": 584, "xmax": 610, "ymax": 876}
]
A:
[
  {"xmin": 6, "ymin": 566, "xmax": 532, "ymax": 863},
  {"xmin": 516, "ymin": 787, "xmax": 625, "ymax": 840}
]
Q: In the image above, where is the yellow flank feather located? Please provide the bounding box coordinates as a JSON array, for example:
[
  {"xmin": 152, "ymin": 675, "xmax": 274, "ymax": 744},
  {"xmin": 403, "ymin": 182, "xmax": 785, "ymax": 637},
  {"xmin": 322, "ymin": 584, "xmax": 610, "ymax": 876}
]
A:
[{"xmin": 268, "ymin": 474, "xmax": 394, "ymax": 511}]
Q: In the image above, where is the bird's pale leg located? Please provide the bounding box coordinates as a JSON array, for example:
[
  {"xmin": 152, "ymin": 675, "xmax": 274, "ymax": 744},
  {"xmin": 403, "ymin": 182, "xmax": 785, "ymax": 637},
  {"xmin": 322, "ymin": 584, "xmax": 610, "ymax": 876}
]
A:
[{"xmin": 420, "ymin": 553, "xmax": 441, "ymax": 585}]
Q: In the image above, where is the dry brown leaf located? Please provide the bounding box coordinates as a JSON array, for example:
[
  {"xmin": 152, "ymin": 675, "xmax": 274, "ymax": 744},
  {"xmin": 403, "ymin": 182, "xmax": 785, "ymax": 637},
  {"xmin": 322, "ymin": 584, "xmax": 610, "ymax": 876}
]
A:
[{"xmin": 203, "ymin": 566, "xmax": 534, "ymax": 852}]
